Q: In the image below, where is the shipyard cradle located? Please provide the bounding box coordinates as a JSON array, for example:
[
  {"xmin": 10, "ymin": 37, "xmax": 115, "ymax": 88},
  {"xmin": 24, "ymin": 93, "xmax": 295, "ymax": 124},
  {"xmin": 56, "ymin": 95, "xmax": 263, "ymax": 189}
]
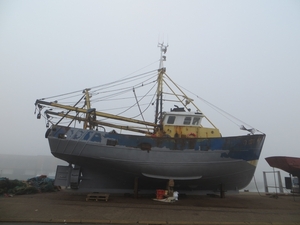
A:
[{"xmin": 34, "ymin": 44, "xmax": 266, "ymax": 194}]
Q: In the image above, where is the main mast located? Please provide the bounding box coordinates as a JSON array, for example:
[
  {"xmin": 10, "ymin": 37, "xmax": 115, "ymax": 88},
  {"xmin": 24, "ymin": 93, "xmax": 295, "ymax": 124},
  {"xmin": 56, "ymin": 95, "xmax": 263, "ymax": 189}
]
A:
[{"xmin": 154, "ymin": 43, "xmax": 168, "ymax": 125}]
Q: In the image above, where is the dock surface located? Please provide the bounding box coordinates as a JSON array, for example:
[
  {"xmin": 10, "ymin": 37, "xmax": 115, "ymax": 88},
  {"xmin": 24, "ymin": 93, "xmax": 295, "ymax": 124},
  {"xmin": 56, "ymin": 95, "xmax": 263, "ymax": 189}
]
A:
[{"xmin": 0, "ymin": 190, "xmax": 300, "ymax": 224}]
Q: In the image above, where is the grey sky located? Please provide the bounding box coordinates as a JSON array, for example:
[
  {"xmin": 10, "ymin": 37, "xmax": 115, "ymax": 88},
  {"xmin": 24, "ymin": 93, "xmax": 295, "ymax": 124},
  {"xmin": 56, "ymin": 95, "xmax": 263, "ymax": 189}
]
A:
[{"xmin": 1, "ymin": 0, "xmax": 300, "ymax": 183}]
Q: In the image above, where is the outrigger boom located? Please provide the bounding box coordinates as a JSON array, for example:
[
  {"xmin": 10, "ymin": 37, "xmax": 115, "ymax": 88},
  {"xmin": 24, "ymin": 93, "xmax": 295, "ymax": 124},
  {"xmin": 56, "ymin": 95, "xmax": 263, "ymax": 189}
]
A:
[{"xmin": 35, "ymin": 97, "xmax": 157, "ymax": 134}]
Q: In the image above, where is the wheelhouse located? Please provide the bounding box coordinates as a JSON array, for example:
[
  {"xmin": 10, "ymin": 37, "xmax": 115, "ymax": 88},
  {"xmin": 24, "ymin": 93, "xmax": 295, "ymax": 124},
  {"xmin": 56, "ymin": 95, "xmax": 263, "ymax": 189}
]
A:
[{"xmin": 162, "ymin": 110, "xmax": 221, "ymax": 138}]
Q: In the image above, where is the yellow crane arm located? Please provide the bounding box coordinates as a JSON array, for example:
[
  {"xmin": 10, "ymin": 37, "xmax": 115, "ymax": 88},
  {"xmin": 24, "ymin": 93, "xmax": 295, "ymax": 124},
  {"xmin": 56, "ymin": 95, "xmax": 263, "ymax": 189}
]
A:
[{"xmin": 35, "ymin": 99, "xmax": 156, "ymax": 128}]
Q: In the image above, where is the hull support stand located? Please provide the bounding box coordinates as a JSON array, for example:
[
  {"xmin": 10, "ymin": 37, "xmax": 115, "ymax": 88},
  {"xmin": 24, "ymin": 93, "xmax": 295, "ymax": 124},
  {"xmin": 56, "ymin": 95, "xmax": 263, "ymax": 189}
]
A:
[
  {"xmin": 134, "ymin": 177, "xmax": 139, "ymax": 199},
  {"xmin": 167, "ymin": 179, "xmax": 174, "ymax": 197},
  {"xmin": 220, "ymin": 184, "xmax": 225, "ymax": 198}
]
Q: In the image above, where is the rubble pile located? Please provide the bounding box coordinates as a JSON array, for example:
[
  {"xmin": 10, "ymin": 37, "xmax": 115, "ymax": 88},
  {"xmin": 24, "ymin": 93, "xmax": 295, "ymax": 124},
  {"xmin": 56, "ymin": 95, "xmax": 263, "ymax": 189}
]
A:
[{"xmin": 0, "ymin": 175, "xmax": 60, "ymax": 196}]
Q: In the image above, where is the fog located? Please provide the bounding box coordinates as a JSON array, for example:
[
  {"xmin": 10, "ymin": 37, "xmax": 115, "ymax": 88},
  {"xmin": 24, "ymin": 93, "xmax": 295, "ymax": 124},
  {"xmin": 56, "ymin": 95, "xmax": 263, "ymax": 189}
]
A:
[{"xmin": 0, "ymin": 1, "xmax": 299, "ymax": 193}]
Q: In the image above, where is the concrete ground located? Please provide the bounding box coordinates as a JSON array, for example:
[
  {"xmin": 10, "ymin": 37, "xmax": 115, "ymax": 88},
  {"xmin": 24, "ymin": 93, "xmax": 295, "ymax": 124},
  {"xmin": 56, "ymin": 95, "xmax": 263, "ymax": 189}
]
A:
[{"xmin": 0, "ymin": 190, "xmax": 300, "ymax": 225}]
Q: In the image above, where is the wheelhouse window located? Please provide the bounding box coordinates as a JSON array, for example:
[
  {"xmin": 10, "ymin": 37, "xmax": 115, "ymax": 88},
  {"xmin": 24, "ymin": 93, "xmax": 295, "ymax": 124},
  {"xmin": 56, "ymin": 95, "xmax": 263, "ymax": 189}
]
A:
[
  {"xmin": 167, "ymin": 116, "xmax": 176, "ymax": 124},
  {"xmin": 192, "ymin": 117, "xmax": 200, "ymax": 125},
  {"xmin": 183, "ymin": 116, "xmax": 192, "ymax": 125}
]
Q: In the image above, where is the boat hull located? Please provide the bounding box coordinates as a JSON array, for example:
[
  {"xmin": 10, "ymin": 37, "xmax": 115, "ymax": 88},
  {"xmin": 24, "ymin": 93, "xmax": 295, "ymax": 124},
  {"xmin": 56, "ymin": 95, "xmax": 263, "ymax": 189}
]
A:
[
  {"xmin": 265, "ymin": 156, "xmax": 300, "ymax": 177},
  {"xmin": 48, "ymin": 125, "xmax": 266, "ymax": 193}
]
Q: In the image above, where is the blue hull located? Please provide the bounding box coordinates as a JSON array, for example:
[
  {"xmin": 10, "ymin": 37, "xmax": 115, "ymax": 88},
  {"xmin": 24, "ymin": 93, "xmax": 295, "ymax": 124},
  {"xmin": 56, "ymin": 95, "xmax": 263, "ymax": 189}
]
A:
[{"xmin": 48, "ymin": 125, "xmax": 266, "ymax": 193}]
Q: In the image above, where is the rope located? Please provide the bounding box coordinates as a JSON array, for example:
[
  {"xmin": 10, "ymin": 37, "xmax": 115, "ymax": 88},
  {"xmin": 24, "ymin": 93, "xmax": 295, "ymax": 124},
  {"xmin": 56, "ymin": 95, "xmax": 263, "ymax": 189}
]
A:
[
  {"xmin": 91, "ymin": 77, "xmax": 156, "ymax": 103},
  {"xmin": 113, "ymin": 82, "xmax": 157, "ymax": 118},
  {"xmin": 131, "ymin": 83, "xmax": 157, "ymax": 119},
  {"xmin": 39, "ymin": 68, "xmax": 158, "ymax": 101},
  {"xmin": 177, "ymin": 84, "xmax": 259, "ymax": 131},
  {"xmin": 133, "ymin": 87, "xmax": 149, "ymax": 132},
  {"xmin": 253, "ymin": 175, "xmax": 262, "ymax": 197}
]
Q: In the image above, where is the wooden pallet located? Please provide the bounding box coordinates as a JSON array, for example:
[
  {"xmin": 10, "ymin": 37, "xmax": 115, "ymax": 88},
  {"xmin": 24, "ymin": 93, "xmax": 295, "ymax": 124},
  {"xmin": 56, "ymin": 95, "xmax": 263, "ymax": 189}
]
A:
[{"xmin": 86, "ymin": 193, "xmax": 109, "ymax": 202}]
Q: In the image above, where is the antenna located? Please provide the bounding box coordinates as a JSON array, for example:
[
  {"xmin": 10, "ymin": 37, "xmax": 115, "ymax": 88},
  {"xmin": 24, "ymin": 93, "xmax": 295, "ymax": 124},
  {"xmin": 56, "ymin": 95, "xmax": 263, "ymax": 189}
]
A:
[
  {"xmin": 158, "ymin": 42, "xmax": 168, "ymax": 69},
  {"xmin": 154, "ymin": 43, "xmax": 168, "ymax": 126}
]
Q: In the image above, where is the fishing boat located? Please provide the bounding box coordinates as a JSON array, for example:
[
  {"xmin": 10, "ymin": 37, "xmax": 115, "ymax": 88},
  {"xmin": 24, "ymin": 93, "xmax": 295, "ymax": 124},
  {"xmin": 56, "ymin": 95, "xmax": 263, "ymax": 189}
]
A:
[
  {"xmin": 34, "ymin": 44, "xmax": 266, "ymax": 194},
  {"xmin": 266, "ymin": 156, "xmax": 300, "ymax": 178},
  {"xmin": 265, "ymin": 156, "xmax": 300, "ymax": 193}
]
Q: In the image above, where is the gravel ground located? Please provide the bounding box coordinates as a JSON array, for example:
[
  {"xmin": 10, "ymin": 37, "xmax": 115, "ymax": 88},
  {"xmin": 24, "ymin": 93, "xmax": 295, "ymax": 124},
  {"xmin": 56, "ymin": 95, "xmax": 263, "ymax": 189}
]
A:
[{"xmin": 0, "ymin": 190, "xmax": 300, "ymax": 224}]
